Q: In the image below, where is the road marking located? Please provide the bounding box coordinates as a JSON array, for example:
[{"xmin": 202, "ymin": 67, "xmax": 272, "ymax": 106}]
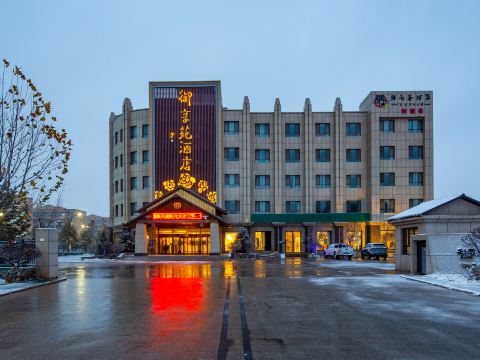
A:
[
  {"xmin": 237, "ymin": 276, "xmax": 253, "ymax": 360},
  {"xmin": 216, "ymin": 278, "xmax": 231, "ymax": 360}
]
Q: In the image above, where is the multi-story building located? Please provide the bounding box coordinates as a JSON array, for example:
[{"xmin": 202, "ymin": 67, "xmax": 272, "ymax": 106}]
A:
[
  {"xmin": 33, "ymin": 206, "xmax": 108, "ymax": 234},
  {"xmin": 109, "ymin": 81, "xmax": 433, "ymax": 255}
]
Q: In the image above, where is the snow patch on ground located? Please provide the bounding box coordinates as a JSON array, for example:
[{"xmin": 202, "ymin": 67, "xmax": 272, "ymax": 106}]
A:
[
  {"xmin": 402, "ymin": 273, "xmax": 480, "ymax": 296},
  {"xmin": 0, "ymin": 279, "xmax": 51, "ymax": 296},
  {"xmin": 319, "ymin": 260, "xmax": 395, "ymax": 270}
]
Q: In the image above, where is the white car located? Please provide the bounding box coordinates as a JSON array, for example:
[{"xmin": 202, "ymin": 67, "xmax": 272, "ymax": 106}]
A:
[{"xmin": 324, "ymin": 243, "xmax": 354, "ymax": 260}]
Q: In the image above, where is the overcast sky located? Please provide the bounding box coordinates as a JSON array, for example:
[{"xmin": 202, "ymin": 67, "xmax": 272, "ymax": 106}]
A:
[{"xmin": 2, "ymin": 0, "xmax": 479, "ymax": 216}]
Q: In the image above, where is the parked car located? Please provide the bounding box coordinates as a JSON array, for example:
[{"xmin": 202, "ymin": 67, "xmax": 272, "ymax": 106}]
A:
[
  {"xmin": 361, "ymin": 243, "xmax": 388, "ymax": 260},
  {"xmin": 324, "ymin": 243, "xmax": 354, "ymax": 260}
]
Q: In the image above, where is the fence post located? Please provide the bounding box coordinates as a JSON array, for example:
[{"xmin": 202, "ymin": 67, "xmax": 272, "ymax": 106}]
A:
[{"xmin": 35, "ymin": 228, "xmax": 59, "ymax": 279}]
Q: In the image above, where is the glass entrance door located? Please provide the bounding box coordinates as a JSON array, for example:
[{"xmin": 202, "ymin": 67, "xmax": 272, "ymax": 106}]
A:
[{"xmin": 153, "ymin": 234, "xmax": 210, "ymax": 255}]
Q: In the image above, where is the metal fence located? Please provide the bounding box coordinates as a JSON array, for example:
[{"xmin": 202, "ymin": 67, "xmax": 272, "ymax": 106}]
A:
[{"xmin": 0, "ymin": 239, "xmax": 37, "ymax": 268}]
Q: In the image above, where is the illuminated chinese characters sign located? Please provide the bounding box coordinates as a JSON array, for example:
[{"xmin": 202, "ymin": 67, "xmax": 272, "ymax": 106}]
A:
[
  {"xmin": 151, "ymin": 212, "xmax": 203, "ymax": 221},
  {"xmin": 373, "ymin": 93, "xmax": 431, "ymax": 115},
  {"xmin": 153, "ymin": 85, "xmax": 217, "ymax": 204}
]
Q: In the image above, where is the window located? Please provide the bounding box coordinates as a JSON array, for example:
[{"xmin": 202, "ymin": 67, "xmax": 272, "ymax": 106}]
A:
[
  {"xmin": 120, "ymin": 179, "xmax": 123, "ymax": 192},
  {"xmin": 142, "ymin": 150, "xmax": 149, "ymax": 164},
  {"xmin": 316, "ymin": 175, "xmax": 331, "ymax": 188},
  {"xmin": 409, "ymin": 199, "xmax": 423, "ymax": 208},
  {"xmin": 380, "ymin": 172, "xmax": 395, "ymax": 186},
  {"xmin": 286, "ymin": 175, "xmax": 300, "ymax": 188},
  {"xmin": 285, "ymin": 149, "xmax": 300, "ymax": 163},
  {"xmin": 346, "ymin": 175, "xmax": 361, "ymax": 188},
  {"xmin": 409, "ymin": 172, "xmax": 423, "ymax": 186},
  {"xmin": 142, "ymin": 124, "xmax": 149, "ymax": 138},
  {"xmin": 225, "ymin": 121, "xmax": 239, "ymax": 135},
  {"xmin": 255, "ymin": 149, "xmax": 270, "ymax": 163},
  {"xmin": 286, "ymin": 201, "xmax": 301, "ymax": 213},
  {"xmin": 285, "ymin": 231, "xmax": 301, "ymax": 253},
  {"xmin": 130, "ymin": 202, "xmax": 137, "ymax": 216},
  {"xmin": 120, "ymin": 204, "xmax": 123, "ymax": 217},
  {"xmin": 285, "ymin": 123, "xmax": 300, "ymax": 137},
  {"xmin": 130, "ymin": 177, "xmax": 137, "ymax": 190},
  {"xmin": 380, "ymin": 146, "xmax": 395, "ymax": 160},
  {"xmin": 346, "ymin": 123, "xmax": 361, "ymax": 136},
  {"xmin": 255, "ymin": 201, "xmax": 270, "ymax": 213},
  {"xmin": 120, "ymin": 129, "xmax": 123, "ymax": 142},
  {"xmin": 130, "ymin": 151, "xmax": 137, "ymax": 165},
  {"xmin": 255, "ymin": 175, "xmax": 270, "ymax": 188},
  {"xmin": 115, "ymin": 132, "xmax": 118, "ymax": 145},
  {"xmin": 402, "ymin": 227, "xmax": 418, "ymax": 255},
  {"xmin": 316, "ymin": 149, "xmax": 331, "ymax": 162},
  {"xmin": 380, "ymin": 118, "xmax": 395, "ymax": 133},
  {"xmin": 130, "ymin": 126, "xmax": 137, "ymax": 139},
  {"xmin": 315, "ymin": 123, "xmax": 330, "ymax": 136},
  {"xmin": 346, "ymin": 200, "xmax": 361, "ymax": 213},
  {"xmin": 143, "ymin": 202, "xmax": 149, "ymax": 207},
  {"xmin": 408, "ymin": 119, "xmax": 423, "ymax": 133},
  {"xmin": 346, "ymin": 149, "xmax": 361, "ymax": 162},
  {"xmin": 224, "ymin": 147, "xmax": 239, "ymax": 161},
  {"xmin": 380, "ymin": 199, "xmax": 395, "ymax": 213},
  {"xmin": 225, "ymin": 174, "xmax": 240, "ymax": 187},
  {"xmin": 225, "ymin": 200, "xmax": 240, "ymax": 214},
  {"xmin": 255, "ymin": 123, "xmax": 270, "ymax": 137},
  {"xmin": 120, "ymin": 154, "xmax": 123, "ymax": 167},
  {"xmin": 142, "ymin": 176, "xmax": 149, "ymax": 189},
  {"xmin": 409, "ymin": 146, "xmax": 424, "ymax": 160},
  {"xmin": 115, "ymin": 181, "xmax": 118, "ymax": 193},
  {"xmin": 316, "ymin": 201, "xmax": 331, "ymax": 213},
  {"xmin": 115, "ymin": 156, "xmax": 118, "ymax": 169},
  {"xmin": 115, "ymin": 205, "xmax": 118, "ymax": 217}
]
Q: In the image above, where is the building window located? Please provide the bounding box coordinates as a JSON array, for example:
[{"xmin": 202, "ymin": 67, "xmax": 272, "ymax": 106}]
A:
[
  {"xmin": 409, "ymin": 172, "xmax": 424, "ymax": 186},
  {"xmin": 409, "ymin": 146, "xmax": 424, "ymax": 160},
  {"xmin": 142, "ymin": 150, "xmax": 149, "ymax": 164},
  {"xmin": 224, "ymin": 147, "xmax": 239, "ymax": 161},
  {"xmin": 130, "ymin": 177, "xmax": 137, "ymax": 190},
  {"xmin": 316, "ymin": 200, "xmax": 331, "ymax": 213},
  {"xmin": 285, "ymin": 149, "xmax": 300, "ymax": 163},
  {"xmin": 380, "ymin": 118, "xmax": 395, "ymax": 133},
  {"xmin": 346, "ymin": 149, "xmax": 361, "ymax": 162},
  {"xmin": 120, "ymin": 129, "xmax": 123, "ymax": 142},
  {"xmin": 408, "ymin": 119, "xmax": 423, "ymax": 133},
  {"xmin": 346, "ymin": 123, "xmax": 361, "ymax": 136},
  {"xmin": 225, "ymin": 174, "xmax": 240, "ymax": 187},
  {"xmin": 255, "ymin": 175, "xmax": 270, "ymax": 189},
  {"xmin": 346, "ymin": 175, "xmax": 361, "ymax": 188},
  {"xmin": 316, "ymin": 149, "xmax": 331, "ymax": 162},
  {"xmin": 315, "ymin": 123, "xmax": 330, "ymax": 136},
  {"xmin": 285, "ymin": 175, "xmax": 300, "ymax": 188},
  {"xmin": 120, "ymin": 179, "xmax": 123, "ymax": 192},
  {"xmin": 255, "ymin": 149, "xmax": 270, "ymax": 163},
  {"xmin": 120, "ymin": 154, "xmax": 123, "ymax": 167},
  {"xmin": 225, "ymin": 200, "xmax": 240, "ymax": 214},
  {"xmin": 255, "ymin": 123, "xmax": 270, "ymax": 137},
  {"xmin": 143, "ymin": 202, "xmax": 149, "ymax": 207},
  {"xmin": 115, "ymin": 132, "xmax": 118, "ymax": 145},
  {"xmin": 409, "ymin": 198, "xmax": 423, "ymax": 208},
  {"xmin": 346, "ymin": 200, "xmax": 361, "ymax": 213},
  {"xmin": 130, "ymin": 126, "xmax": 137, "ymax": 139},
  {"xmin": 380, "ymin": 146, "xmax": 395, "ymax": 160},
  {"xmin": 255, "ymin": 201, "xmax": 270, "ymax": 213},
  {"xmin": 402, "ymin": 227, "xmax": 418, "ymax": 255},
  {"xmin": 115, "ymin": 156, "xmax": 118, "ymax": 169},
  {"xmin": 380, "ymin": 172, "xmax": 395, "ymax": 186},
  {"xmin": 380, "ymin": 199, "xmax": 395, "ymax": 213},
  {"xmin": 142, "ymin": 176, "xmax": 149, "ymax": 189},
  {"xmin": 286, "ymin": 201, "xmax": 301, "ymax": 213},
  {"xmin": 225, "ymin": 121, "xmax": 239, "ymax": 135},
  {"xmin": 130, "ymin": 202, "xmax": 137, "ymax": 216},
  {"xmin": 115, "ymin": 181, "xmax": 118, "ymax": 193},
  {"xmin": 130, "ymin": 151, "xmax": 137, "ymax": 165},
  {"xmin": 285, "ymin": 123, "xmax": 300, "ymax": 137},
  {"xmin": 285, "ymin": 231, "xmax": 301, "ymax": 253},
  {"xmin": 120, "ymin": 204, "xmax": 123, "ymax": 217},
  {"xmin": 316, "ymin": 175, "xmax": 331, "ymax": 188},
  {"xmin": 142, "ymin": 124, "xmax": 149, "ymax": 138},
  {"xmin": 115, "ymin": 205, "xmax": 118, "ymax": 217}
]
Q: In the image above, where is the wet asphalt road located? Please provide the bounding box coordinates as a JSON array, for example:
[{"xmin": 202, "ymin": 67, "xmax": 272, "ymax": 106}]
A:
[{"xmin": 0, "ymin": 258, "xmax": 479, "ymax": 359}]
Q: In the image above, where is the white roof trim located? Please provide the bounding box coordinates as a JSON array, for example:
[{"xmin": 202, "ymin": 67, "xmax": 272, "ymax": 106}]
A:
[{"xmin": 388, "ymin": 195, "xmax": 462, "ymax": 221}]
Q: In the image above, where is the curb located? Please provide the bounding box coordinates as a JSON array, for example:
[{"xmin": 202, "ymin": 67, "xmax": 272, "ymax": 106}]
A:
[
  {"xmin": 400, "ymin": 275, "xmax": 480, "ymax": 296},
  {"xmin": 0, "ymin": 277, "xmax": 67, "ymax": 297}
]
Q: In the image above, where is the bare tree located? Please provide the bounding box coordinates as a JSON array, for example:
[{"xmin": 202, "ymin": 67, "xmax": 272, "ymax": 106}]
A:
[
  {"xmin": 0, "ymin": 59, "xmax": 72, "ymax": 241},
  {"xmin": 461, "ymin": 227, "xmax": 480, "ymax": 255}
]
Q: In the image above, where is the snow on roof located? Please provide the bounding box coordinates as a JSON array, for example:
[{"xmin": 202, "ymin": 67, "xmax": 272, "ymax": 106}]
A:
[{"xmin": 388, "ymin": 194, "xmax": 463, "ymax": 221}]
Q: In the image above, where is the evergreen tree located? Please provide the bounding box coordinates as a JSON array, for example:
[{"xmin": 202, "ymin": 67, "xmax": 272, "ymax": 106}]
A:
[{"xmin": 59, "ymin": 220, "xmax": 78, "ymax": 252}]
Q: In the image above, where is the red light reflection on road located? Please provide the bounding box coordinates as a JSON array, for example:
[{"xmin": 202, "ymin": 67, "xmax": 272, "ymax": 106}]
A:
[{"xmin": 150, "ymin": 277, "xmax": 204, "ymax": 314}]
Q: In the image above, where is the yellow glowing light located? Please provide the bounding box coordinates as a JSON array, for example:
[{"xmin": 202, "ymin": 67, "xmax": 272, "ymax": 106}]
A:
[
  {"xmin": 181, "ymin": 109, "xmax": 191, "ymax": 123},
  {"xmin": 77, "ymin": 212, "xmax": 82, "ymax": 217},
  {"xmin": 178, "ymin": 173, "xmax": 196, "ymax": 189},
  {"xmin": 207, "ymin": 191, "xmax": 217, "ymax": 204},
  {"xmin": 169, "ymin": 131, "xmax": 175, "ymax": 142},
  {"xmin": 163, "ymin": 179, "xmax": 176, "ymax": 192},
  {"xmin": 0, "ymin": 211, "xmax": 4, "ymax": 217},
  {"xmin": 178, "ymin": 90, "xmax": 193, "ymax": 106},
  {"xmin": 197, "ymin": 180, "xmax": 208, "ymax": 193},
  {"xmin": 155, "ymin": 190, "xmax": 163, "ymax": 199},
  {"xmin": 179, "ymin": 144, "xmax": 192, "ymax": 155},
  {"xmin": 180, "ymin": 156, "xmax": 192, "ymax": 171}
]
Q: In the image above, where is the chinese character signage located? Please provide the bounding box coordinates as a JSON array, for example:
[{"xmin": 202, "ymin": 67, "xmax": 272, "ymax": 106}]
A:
[
  {"xmin": 151, "ymin": 212, "xmax": 203, "ymax": 221},
  {"xmin": 373, "ymin": 92, "xmax": 431, "ymax": 114},
  {"xmin": 152, "ymin": 85, "xmax": 217, "ymax": 204}
]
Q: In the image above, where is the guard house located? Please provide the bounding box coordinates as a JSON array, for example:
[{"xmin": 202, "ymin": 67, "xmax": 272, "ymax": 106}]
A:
[
  {"xmin": 126, "ymin": 187, "xmax": 229, "ymax": 255},
  {"xmin": 388, "ymin": 194, "xmax": 480, "ymax": 274}
]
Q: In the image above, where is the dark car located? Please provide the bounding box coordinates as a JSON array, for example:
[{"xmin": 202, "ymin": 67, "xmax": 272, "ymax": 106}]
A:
[{"xmin": 361, "ymin": 243, "xmax": 388, "ymax": 260}]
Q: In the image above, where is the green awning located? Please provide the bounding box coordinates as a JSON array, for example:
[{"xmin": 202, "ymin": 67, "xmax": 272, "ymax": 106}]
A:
[{"xmin": 250, "ymin": 213, "xmax": 370, "ymax": 224}]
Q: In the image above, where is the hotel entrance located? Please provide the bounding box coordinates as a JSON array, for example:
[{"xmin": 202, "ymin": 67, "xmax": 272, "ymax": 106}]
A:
[{"xmin": 149, "ymin": 228, "xmax": 210, "ymax": 255}]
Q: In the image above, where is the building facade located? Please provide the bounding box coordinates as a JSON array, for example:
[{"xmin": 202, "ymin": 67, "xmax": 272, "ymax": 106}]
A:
[{"xmin": 109, "ymin": 81, "xmax": 433, "ymax": 255}]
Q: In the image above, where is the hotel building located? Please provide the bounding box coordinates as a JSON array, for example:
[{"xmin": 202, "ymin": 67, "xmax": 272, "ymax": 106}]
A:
[{"xmin": 109, "ymin": 81, "xmax": 433, "ymax": 255}]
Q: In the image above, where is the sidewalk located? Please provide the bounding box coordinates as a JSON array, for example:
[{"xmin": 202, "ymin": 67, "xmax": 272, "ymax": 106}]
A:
[
  {"xmin": 0, "ymin": 277, "xmax": 67, "ymax": 297},
  {"xmin": 401, "ymin": 274, "xmax": 480, "ymax": 296}
]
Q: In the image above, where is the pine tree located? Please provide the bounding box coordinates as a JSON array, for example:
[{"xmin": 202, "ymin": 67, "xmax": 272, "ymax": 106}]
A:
[{"xmin": 59, "ymin": 220, "xmax": 78, "ymax": 252}]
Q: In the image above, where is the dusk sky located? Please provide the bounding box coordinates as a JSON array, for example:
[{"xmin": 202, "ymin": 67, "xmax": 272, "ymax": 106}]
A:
[{"xmin": 2, "ymin": 0, "xmax": 479, "ymax": 216}]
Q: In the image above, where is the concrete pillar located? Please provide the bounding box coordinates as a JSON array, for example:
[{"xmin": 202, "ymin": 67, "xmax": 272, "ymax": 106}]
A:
[
  {"xmin": 134, "ymin": 223, "xmax": 147, "ymax": 255},
  {"xmin": 210, "ymin": 222, "xmax": 220, "ymax": 255},
  {"xmin": 273, "ymin": 98, "xmax": 283, "ymax": 213},
  {"xmin": 35, "ymin": 228, "xmax": 58, "ymax": 279}
]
